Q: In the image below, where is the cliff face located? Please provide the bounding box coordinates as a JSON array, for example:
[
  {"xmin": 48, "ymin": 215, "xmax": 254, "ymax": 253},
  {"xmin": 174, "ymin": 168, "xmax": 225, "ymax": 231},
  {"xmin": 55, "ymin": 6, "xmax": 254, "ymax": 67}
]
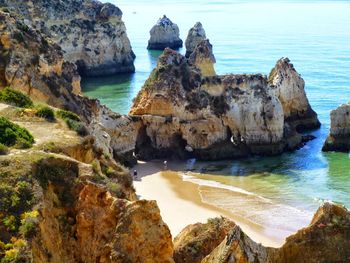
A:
[
  {"xmin": 130, "ymin": 48, "xmax": 320, "ymax": 160},
  {"xmin": 0, "ymin": 10, "xmax": 139, "ymax": 165},
  {"xmin": 323, "ymin": 102, "xmax": 350, "ymax": 152},
  {"xmin": 1, "ymin": 0, "xmax": 135, "ymax": 76},
  {"xmin": 0, "ymin": 104, "xmax": 173, "ymax": 262},
  {"xmin": 0, "ymin": 11, "xmax": 81, "ymax": 109}
]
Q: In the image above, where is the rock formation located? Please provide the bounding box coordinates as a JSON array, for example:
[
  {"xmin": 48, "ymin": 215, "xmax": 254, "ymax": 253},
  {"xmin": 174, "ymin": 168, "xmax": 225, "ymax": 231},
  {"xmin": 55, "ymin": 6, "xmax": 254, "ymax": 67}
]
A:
[
  {"xmin": 268, "ymin": 57, "xmax": 320, "ymax": 130},
  {"xmin": 174, "ymin": 217, "xmax": 235, "ymax": 263},
  {"xmin": 130, "ymin": 48, "xmax": 320, "ymax": 160},
  {"xmin": 188, "ymin": 39, "xmax": 216, "ymax": 76},
  {"xmin": 185, "ymin": 22, "xmax": 207, "ymax": 57},
  {"xmin": 0, "ymin": 10, "xmax": 140, "ymax": 166},
  {"xmin": 1, "ymin": 0, "xmax": 135, "ymax": 76},
  {"xmin": 202, "ymin": 203, "xmax": 350, "ymax": 263},
  {"xmin": 147, "ymin": 15, "xmax": 183, "ymax": 50},
  {"xmin": 323, "ymin": 102, "xmax": 350, "ymax": 152},
  {"xmin": 0, "ymin": 104, "xmax": 173, "ymax": 262}
]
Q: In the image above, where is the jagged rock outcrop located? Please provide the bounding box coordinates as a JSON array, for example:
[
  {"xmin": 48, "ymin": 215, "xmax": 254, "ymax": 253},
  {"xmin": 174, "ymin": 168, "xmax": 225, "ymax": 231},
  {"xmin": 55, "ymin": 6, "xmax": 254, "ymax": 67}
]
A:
[
  {"xmin": 130, "ymin": 48, "xmax": 320, "ymax": 160},
  {"xmin": 0, "ymin": 10, "xmax": 140, "ymax": 165},
  {"xmin": 1, "ymin": 0, "xmax": 135, "ymax": 76},
  {"xmin": 268, "ymin": 57, "xmax": 320, "ymax": 130},
  {"xmin": 185, "ymin": 22, "xmax": 207, "ymax": 57},
  {"xmin": 0, "ymin": 11, "xmax": 81, "ymax": 108},
  {"xmin": 188, "ymin": 39, "xmax": 216, "ymax": 76},
  {"xmin": 147, "ymin": 15, "xmax": 183, "ymax": 50},
  {"xmin": 323, "ymin": 102, "xmax": 350, "ymax": 152},
  {"xmin": 202, "ymin": 203, "xmax": 350, "ymax": 263},
  {"xmin": 174, "ymin": 217, "xmax": 235, "ymax": 263}
]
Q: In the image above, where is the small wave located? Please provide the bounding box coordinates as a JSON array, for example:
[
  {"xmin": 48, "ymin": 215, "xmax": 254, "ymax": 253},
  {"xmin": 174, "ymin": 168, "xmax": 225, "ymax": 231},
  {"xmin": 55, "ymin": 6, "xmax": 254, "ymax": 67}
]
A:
[{"xmin": 181, "ymin": 172, "xmax": 272, "ymax": 202}]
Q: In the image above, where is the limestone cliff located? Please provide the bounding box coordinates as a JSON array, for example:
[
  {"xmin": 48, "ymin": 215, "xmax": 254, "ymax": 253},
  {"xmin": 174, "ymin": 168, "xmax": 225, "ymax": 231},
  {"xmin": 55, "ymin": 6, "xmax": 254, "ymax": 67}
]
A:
[
  {"xmin": 323, "ymin": 102, "xmax": 350, "ymax": 152},
  {"xmin": 0, "ymin": 10, "xmax": 139, "ymax": 166},
  {"xmin": 147, "ymin": 15, "xmax": 183, "ymax": 50},
  {"xmin": 1, "ymin": 0, "xmax": 135, "ymax": 76},
  {"xmin": 130, "ymin": 48, "xmax": 320, "ymax": 160},
  {"xmin": 0, "ymin": 103, "xmax": 173, "ymax": 262},
  {"xmin": 0, "ymin": 10, "xmax": 81, "ymax": 109},
  {"xmin": 185, "ymin": 22, "xmax": 207, "ymax": 57}
]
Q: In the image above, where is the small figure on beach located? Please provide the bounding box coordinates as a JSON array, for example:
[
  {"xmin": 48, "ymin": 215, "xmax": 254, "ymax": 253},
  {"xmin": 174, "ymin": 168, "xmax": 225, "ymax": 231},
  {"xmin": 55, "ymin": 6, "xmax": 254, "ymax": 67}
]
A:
[
  {"xmin": 133, "ymin": 169, "xmax": 138, "ymax": 179},
  {"xmin": 163, "ymin": 160, "xmax": 168, "ymax": 170}
]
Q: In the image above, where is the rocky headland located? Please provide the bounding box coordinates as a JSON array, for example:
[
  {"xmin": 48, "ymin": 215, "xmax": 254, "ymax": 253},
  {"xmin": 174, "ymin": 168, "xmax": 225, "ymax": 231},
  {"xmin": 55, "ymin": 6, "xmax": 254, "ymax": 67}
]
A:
[
  {"xmin": 0, "ymin": 0, "xmax": 135, "ymax": 76},
  {"xmin": 147, "ymin": 15, "xmax": 183, "ymax": 50},
  {"xmin": 323, "ymin": 102, "xmax": 350, "ymax": 152},
  {"xmin": 130, "ymin": 48, "xmax": 320, "ymax": 161}
]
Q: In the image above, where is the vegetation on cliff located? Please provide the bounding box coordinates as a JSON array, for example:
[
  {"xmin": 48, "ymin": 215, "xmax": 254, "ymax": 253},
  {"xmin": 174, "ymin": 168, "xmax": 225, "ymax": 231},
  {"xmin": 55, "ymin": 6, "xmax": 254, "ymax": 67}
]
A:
[
  {"xmin": 0, "ymin": 117, "xmax": 34, "ymax": 149},
  {"xmin": 0, "ymin": 88, "xmax": 33, "ymax": 109}
]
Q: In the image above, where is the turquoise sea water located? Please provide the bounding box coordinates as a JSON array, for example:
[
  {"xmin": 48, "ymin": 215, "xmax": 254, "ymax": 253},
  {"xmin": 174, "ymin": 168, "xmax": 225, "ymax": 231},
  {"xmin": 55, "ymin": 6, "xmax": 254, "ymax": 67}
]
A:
[{"xmin": 83, "ymin": 1, "xmax": 350, "ymax": 235}]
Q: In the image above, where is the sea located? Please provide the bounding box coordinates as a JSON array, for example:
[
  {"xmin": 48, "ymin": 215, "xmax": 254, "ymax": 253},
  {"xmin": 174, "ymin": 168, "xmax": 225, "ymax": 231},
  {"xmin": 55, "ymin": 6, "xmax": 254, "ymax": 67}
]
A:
[{"xmin": 83, "ymin": 0, "xmax": 350, "ymax": 237}]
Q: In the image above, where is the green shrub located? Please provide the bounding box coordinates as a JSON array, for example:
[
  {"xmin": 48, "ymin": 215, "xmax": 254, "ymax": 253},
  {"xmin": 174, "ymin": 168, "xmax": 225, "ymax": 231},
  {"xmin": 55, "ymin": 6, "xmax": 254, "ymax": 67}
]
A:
[
  {"xmin": 19, "ymin": 211, "xmax": 38, "ymax": 239},
  {"xmin": 66, "ymin": 119, "xmax": 88, "ymax": 136},
  {"xmin": 0, "ymin": 117, "xmax": 34, "ymax": 148},
  {"xmin": 56, "ymin": 109, "xmax": 80, "ymax": 122},
  {"xmin": 56, "ymin": 109, "xmax": 87, "ymax": 136},
  {"xmin": 0, "ymin": 87, "xmax": 33, "ymax": 108},
  {"xmin": 0, "ymin": 143, "xmax": 9, "ymax": 155},
  {"xmin": 35, "ymin": 105, "xmax": 55, "ymax": 122}
]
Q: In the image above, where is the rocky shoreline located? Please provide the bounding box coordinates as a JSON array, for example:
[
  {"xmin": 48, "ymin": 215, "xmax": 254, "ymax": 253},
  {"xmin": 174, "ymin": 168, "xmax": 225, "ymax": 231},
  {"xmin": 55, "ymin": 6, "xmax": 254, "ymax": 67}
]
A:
[{"xmin": 0, "ymin": 1, "xmax": 349, "ymax": 262}]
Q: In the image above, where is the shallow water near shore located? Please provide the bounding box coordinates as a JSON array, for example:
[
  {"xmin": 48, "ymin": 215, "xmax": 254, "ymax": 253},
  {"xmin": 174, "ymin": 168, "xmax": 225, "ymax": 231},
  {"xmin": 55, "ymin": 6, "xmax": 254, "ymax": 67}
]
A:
[{"xmin": 83, "ymin": 0, "xmax": 350, "ymax": 236}]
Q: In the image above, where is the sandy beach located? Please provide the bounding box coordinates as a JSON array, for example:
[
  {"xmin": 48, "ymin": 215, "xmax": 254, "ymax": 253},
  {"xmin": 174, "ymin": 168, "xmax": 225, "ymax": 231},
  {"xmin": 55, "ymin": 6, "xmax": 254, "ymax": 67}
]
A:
[{"xmin": 133, "ymin": 160, "xmax": 287, "ymax": 248}]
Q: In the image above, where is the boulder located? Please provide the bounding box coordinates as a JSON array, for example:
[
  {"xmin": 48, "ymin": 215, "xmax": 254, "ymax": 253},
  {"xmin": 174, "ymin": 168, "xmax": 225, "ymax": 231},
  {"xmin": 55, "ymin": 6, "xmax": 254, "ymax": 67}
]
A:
[
  {"xmin": 323, "ymin": 102, "xmax": 350, "ymax": 152},
  {"xmin": 147, "ymin": 15, "xmax": 183, "ymax": 50},
  {"xmin": 185, "ymin": 22, "xmax": 207, "ymax": 57}
]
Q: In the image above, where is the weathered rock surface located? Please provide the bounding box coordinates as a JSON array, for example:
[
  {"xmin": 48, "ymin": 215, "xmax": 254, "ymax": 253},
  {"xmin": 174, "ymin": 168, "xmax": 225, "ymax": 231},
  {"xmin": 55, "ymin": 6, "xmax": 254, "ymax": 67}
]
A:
[
  {"xmin": 0, "ymin": 10, "xmax": 81, "ymax": 109},
  {"xmin": 147, "ymin": 15, "xmax": 183, "ymax": 50},
  {"xmin": 202, "ymin": 203, "xmax": 350, "ymax": 263},
  {"xmin": 1, "ymin": 0, "xmax": 135, "ymax": 76},
  {"xmin": 189, "ymin": 39, "xmax": 216, "ymax": 76},
  {"xmin": 323, "ymin": 102, "xmax": 350, "ymax": 152},
  {"xmin": 130, "ymin": 48, "xmax": 320, "ymax": 160},
  {"xmin": 174, "ymin": 217, "xmax": 235, "ymax": 263},
  {"xmin": 268, "ymin": 57, "xmax": 320, "ymax": 130},
  {"xmin": 185, "ymin": 22, "xmax": 207, "ymax": 57},
  {"xmin": 0, "ymin": 10, "xmax": 140, "ymax": 165}
]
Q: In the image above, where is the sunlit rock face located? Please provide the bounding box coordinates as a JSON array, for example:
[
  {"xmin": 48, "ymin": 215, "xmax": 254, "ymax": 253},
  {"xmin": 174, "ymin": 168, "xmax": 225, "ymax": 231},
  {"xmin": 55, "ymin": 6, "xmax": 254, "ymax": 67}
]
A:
[
  {"xmin": 323, "ymin": 102, "xmax": 350, "ymax": 152},
  {"xmin": 2, "ymin": 0, "xmax": 135, "ymax": 77},
  {"xmin": 147, "ymin": 15, "xmax": 183, "ymax": 50},
  {"xmin": 185, "ymin": 22, "xmax": 207, "ymax": 57},
  {"xmin": 188, "ymin": 39, "xmax": 216, "ymax": 76},
  {"xmin": 130, "ymin": 48, "xmax": 320, "ymax": 161}
]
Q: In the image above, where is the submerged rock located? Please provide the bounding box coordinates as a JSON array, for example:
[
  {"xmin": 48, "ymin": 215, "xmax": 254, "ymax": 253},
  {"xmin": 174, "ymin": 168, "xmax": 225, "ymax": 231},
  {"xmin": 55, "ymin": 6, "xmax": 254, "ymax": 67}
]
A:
[
  {"xmin": 188, "ymin": 39, "xmax": 216, "ymax": 76},
  {"xmin": 2, "ymin": 0, "xmax": 135, "ymax": 77},
  {"xmin": 185, "ymin": 22, "xmax": 207, "ymax": 57},
  {"xmin": 323, "ymin": 102, "xmax": 350, "ymax": 152},
  {"xmin": 147, "ymin": 15, "xmax": 183, "ymax": 50},
  {"xmin": 130, "ymin": 48, "xmax": 320, "ymax": 161}
]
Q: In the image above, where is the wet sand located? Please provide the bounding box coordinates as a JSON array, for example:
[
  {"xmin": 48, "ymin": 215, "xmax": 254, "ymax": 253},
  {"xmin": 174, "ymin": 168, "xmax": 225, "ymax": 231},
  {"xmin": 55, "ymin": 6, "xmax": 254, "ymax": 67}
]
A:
[{"xmin": 133, "ymin": 160, "xmax": 286, "ymax": 248}]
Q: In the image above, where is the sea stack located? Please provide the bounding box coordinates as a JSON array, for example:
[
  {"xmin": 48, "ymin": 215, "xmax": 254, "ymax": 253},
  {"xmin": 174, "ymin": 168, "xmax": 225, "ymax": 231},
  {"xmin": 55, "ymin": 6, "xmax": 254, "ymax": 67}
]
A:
[
  {"xmin": 185, "ymin": 22, "xmax": 207, "ymax": 57},
  {"xmin": 1, "ymin": 0, "xmax": 135, "ymax": 77},
  {"xmin": 147, "ymin": 15, "xmax": 183, "ymax": 50},
  {"xmin": 323, "ymin": 102, "xmax": 350, "ymax": 151},
  {"xmin": 188, "ymin": 39, "xmax": 216, "ymax": 76},
  {"xmin": 130, "ymin": 48, "xmax": 320, "ymax": 161}
]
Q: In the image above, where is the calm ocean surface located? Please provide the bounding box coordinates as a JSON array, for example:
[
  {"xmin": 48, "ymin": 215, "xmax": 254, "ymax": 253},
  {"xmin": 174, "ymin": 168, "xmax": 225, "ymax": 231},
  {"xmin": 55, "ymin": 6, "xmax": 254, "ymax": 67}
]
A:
[{"xmin": 83, "ymin": 0, "xmax": 350, "ymax": 235}]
